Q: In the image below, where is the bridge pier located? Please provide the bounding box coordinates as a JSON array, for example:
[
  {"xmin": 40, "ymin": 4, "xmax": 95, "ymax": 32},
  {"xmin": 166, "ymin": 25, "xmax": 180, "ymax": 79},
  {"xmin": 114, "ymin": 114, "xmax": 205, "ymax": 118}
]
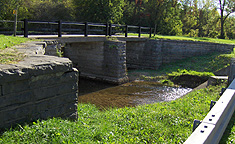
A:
[{"xmin": 63, "ymin": 39, "xmax": 128, "ymax": 84}]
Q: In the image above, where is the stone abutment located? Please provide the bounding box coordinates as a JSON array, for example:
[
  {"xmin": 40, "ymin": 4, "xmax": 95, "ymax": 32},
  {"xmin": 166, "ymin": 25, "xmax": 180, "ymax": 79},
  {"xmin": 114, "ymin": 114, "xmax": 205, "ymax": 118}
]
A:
[{"xmin": 0, "ymin": 42, "xmax": 78, "ymax": 129}]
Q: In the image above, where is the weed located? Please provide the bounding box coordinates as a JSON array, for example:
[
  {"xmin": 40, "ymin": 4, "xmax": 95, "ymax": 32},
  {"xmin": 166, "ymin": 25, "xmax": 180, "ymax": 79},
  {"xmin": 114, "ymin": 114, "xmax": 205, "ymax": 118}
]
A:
[
  {"xmin": 108, "ymin": 44, "xmax": 117, "ymax": 49},
  {"xmin": 106, "ymin": 36, "xmax": 118, "ymax": 41},
  {"xmin": 56, "ymin": 48, "xmax": 63, "ymax": 57}
]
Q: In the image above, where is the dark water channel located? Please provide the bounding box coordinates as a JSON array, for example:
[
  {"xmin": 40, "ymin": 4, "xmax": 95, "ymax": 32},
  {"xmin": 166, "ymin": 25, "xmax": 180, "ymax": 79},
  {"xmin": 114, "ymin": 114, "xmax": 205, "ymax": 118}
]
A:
[{"xmin": 78, "ymin": 78, "xmax": 192, "ymax": 109}]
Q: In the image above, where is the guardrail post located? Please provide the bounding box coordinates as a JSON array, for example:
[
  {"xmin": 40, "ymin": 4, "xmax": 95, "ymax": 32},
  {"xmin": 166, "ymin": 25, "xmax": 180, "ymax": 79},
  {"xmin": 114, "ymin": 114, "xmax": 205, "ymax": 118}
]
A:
[
  {"xmin": 138, "ymin": 26, "xmax": 141, "ymax": 38},
  {"xmin": 192, "ymin": 119, "xmax": 201, "ymax": 132},
  {"xmin": 125, "ymin": 25, "xmax": 128, "ymax": 37},
  {"xmin": 109, "ymin": 23, "xmax": 112, "ymax": 36},
  {"xmin": 84, "ymin": 22, "xmax": 88, "ymax": 37},
  {"xmin": 220, "ymin": 88, "xmax": 226, "ymax": 96},
  {"xmin": 149, "ymin": 27, "xmax": 152, "ymax": 38},
  {"xmin": 23, "ymin": 19, "xmax": 28, "ymax": 38},
  {"xmin": 58, "ymin": 20, "xmax": 62, "ymax": 37},
  {"xmin": 210, "ymin": 100, "xmax": 216, "ymax": 110}
]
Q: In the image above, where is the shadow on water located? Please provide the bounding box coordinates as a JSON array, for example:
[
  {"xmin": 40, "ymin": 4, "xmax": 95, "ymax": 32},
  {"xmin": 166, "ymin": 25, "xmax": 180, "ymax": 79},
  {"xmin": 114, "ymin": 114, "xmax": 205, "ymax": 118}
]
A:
[
  {"xmin": 78, "ymin": 78, "xmax": 117, "ymax": 96},
  {"xmin": 78, "ymin": 78, "xmax": 192, "ymax": 110}
]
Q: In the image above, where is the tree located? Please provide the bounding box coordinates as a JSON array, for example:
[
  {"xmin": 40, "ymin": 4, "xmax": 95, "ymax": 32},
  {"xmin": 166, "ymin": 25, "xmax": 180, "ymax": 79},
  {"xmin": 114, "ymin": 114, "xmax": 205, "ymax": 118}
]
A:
[
  {"xmin": 197, "ymin": 0, "xmax": 217, "ymax": 37},
  {"xmin": 0, "ymin": 0, "xmax": 21, "ymax": 20},
  {"xmin": 73, "ymin": 0, "xmax": 125, "ymax": 23},
  {"xmin": 27, "ymin": 0, "xmax": 75, "ymax": 21},
  {"xmin": 143, "ymin": 0, "xmax": 183, "ymax": 35},
  {"xmin": 0, "ymin": 0, "xmax": 75, "ymax": 21},
  {"xmin": 224, "ymin": 16, "xmax": 235, "ymax": 39},
  {"xmin": 180, "ymin": 0, "xmax": 199, "ymax": 36},
  {"xmin": 218, "ymin": 0, "xmax": 235, "ymax": 38}
]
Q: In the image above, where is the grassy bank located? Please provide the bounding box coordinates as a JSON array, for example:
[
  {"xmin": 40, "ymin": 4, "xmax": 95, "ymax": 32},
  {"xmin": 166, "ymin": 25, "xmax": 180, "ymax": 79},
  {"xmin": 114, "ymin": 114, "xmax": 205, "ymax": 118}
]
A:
[
  {"xmin": 0, "ymin": 84, "xmax": 225, "ymax": 143},
  {"xmin": 0, "ymin": 35, "xmax": 30, "ymax": 64},
  {"xmin": 128, "ymin": 52, "xmax": 235, "ymax": 84}
]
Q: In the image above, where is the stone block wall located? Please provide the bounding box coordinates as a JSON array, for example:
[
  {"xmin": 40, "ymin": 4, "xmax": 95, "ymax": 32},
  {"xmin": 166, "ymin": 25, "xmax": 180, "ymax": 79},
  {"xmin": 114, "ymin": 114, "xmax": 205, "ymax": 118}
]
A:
[
  {"xmin": 103, "ymin": 40, "xmax": 128, "ymax": 83},
  {"xmin": 161, "ymin": 40, "xmax": 234, "ymax": 64},
  {"xmin": 64, "ymin": 40, "xmax": 128, "ymax": 84},
  {"xmin": 0, "ymin": 42, "xmax": 78, "ymax": 129},
  {"xmin": 126, "ymin": 39, "xmax": 234, "ymax": 70},
  {"xmin": 126, "ymin": 40, "xmax": 162, "ymax": 69}
]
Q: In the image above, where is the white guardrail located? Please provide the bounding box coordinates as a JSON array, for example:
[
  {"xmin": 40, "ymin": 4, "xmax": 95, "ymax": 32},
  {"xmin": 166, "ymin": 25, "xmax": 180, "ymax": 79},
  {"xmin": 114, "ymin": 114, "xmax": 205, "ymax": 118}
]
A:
[{"xmin": 184, "ymin": 59, "xmax": 235, "ymax": 144}]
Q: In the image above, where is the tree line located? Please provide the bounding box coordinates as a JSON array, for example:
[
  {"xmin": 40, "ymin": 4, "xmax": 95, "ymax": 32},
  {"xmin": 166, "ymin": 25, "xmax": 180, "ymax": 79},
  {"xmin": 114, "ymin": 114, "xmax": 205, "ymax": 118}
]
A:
[{"xmin": 0, "ymin": 0, "xmax": 234, "ymax": 39}]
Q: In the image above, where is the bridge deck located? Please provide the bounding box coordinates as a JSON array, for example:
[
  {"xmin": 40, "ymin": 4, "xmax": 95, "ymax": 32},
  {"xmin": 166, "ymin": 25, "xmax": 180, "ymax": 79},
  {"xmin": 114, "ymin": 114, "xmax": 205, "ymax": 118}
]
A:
[{"xmin": 18, "ymin": 35, "xmax": 149, "ymax": 42}]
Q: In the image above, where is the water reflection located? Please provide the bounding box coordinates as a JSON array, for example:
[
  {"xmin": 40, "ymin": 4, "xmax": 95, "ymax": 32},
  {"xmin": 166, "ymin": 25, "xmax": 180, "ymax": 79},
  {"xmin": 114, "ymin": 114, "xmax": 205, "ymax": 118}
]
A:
[
  {"xmin": 132, "ymin": 86, "xmax": 192, "ymax": 105},
  {"xmin": 78, "ymin": 80, "xmax": 192, "ymax": 109}
]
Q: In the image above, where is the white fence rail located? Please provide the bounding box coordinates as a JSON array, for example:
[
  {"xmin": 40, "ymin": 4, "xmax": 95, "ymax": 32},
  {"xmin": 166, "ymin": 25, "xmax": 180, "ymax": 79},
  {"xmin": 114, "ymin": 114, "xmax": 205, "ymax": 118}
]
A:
[{"xmin": 184, "ymin": 60, "xmax": 235, "ymax": 144}]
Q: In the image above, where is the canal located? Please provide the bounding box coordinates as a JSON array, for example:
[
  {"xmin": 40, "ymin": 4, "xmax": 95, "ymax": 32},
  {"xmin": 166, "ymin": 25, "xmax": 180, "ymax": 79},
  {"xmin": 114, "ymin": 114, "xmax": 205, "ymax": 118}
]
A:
[{"xmin": 78, "ymin": 77, "xmax": 192, "ymax": 110}]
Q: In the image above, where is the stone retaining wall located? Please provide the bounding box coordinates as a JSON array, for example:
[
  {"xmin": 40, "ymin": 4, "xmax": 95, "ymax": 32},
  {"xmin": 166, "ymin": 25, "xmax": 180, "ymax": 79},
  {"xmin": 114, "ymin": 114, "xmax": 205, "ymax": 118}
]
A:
[
  {"xmin": 126, "ymin": 40, "xmax": 162, "ymax": 69},
  {"xmin": 126, "ymin": 39, "xmax": 234, "ymax": 69},
  {"xmin": 161, "ymin": 39, "xmax": 233, "ymax": 64},
  {"xmin": 0, "ymin": 42, "xmax": 78, "ymax": 129}
]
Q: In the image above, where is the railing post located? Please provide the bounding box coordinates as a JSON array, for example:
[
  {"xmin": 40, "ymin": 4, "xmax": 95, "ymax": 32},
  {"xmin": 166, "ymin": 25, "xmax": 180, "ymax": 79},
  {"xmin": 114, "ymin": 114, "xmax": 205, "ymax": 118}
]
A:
[
  {"xmin": 149, "ymin": 27, "xmax": 152, "ymax": 38},
  {"xmin": 105, "ymin": 22, "xmax": 109, "ymax": 36},
  {"xmin": 84, "ymin": 22, "xmax": 88, "ymax": 37},
  {"xmin": 138, "ymin": 26, "xmax": 141, "ymax": 38},
  {"xmin": 58, "ymin": 20, "xmax": 62, "ymax": 37},
  {"xmin": 109, "ymin": 23, "xmax": 112, "ymax": 36},
  {"xmin": 125, "ymin": 25, "xmax": 128, "ymax": 37},
  {"xmin": 23, "ymin": 19, "xmax": 28, "ymax": 38},
  {"xmin": 154, "ymin": 24, "xmax": 157, "ymax": 36}
]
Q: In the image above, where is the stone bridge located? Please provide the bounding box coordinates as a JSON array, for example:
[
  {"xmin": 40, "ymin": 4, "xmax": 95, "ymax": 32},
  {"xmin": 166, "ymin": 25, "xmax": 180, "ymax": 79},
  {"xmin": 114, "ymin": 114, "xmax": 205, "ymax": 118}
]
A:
[{"xmin": 42, "ymin": 36, "xmax": 234, "ymax": 84}]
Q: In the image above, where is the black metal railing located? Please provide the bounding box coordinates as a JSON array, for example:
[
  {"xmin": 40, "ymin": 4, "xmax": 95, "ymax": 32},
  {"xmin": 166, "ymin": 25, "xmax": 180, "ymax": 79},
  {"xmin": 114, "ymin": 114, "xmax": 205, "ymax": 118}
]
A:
[{"xmin": 0, "ymin": 19, "xmax": 153, "ymax": 38}]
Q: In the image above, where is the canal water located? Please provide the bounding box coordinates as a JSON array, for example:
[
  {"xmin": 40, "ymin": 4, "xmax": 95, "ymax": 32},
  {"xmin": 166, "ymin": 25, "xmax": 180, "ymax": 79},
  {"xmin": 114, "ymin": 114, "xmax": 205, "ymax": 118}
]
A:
[{"xmin": 78, "ymin": 78, "xmax": 192, "ymax": 109}]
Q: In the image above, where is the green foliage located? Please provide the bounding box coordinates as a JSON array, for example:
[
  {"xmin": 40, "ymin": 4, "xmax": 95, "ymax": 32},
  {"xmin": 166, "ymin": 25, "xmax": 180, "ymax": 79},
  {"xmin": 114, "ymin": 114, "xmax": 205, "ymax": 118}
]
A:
[
  {"xmin": 73, "ymin": 0, "xmax": 125, "ymax": 23},
  {"xmin": 28, "ymin": 0, "xmax": 75, "ymax": 21},
  {"xmin": 160, "ymin": 79, "xmax": 174, "ymax": 86},
  {"xmin": 218, "ymin": 0, "xmax": 235, "ymax": 39},
  {"xmin": 167, "ymin": 69, "xmax": 214, "ymax": 77},
  {"xmin": 56, "ymin": 48, "xmax": 63, "ymax": 57},
  {"xmin": 224, "ymin": 17, "xmax": 235, "ymax": 39}
]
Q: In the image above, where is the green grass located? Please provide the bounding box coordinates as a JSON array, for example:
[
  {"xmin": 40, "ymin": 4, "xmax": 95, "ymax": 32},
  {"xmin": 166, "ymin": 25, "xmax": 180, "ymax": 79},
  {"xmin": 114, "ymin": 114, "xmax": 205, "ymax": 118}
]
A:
[
  {"xmin": 0, "ymin": 35, "xmax": 29, "ymax": 50},
  {"xmin": 0, "ymin": 35, "xmax": 30, "ymax": 64},
  {"xmin": 126, "ymin": 33, "xmax": 235, "ymax": 45},
  {"xmin": 153, "ymin": 35, "xmax": 235, "ymax": 44},
  {"xmin": 167, "ymin": 69, "xmax": 214, "ymax": 77},
  {"xmin": 0, "ymin": 84, "xmax": 225, "ymax": 143}
]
